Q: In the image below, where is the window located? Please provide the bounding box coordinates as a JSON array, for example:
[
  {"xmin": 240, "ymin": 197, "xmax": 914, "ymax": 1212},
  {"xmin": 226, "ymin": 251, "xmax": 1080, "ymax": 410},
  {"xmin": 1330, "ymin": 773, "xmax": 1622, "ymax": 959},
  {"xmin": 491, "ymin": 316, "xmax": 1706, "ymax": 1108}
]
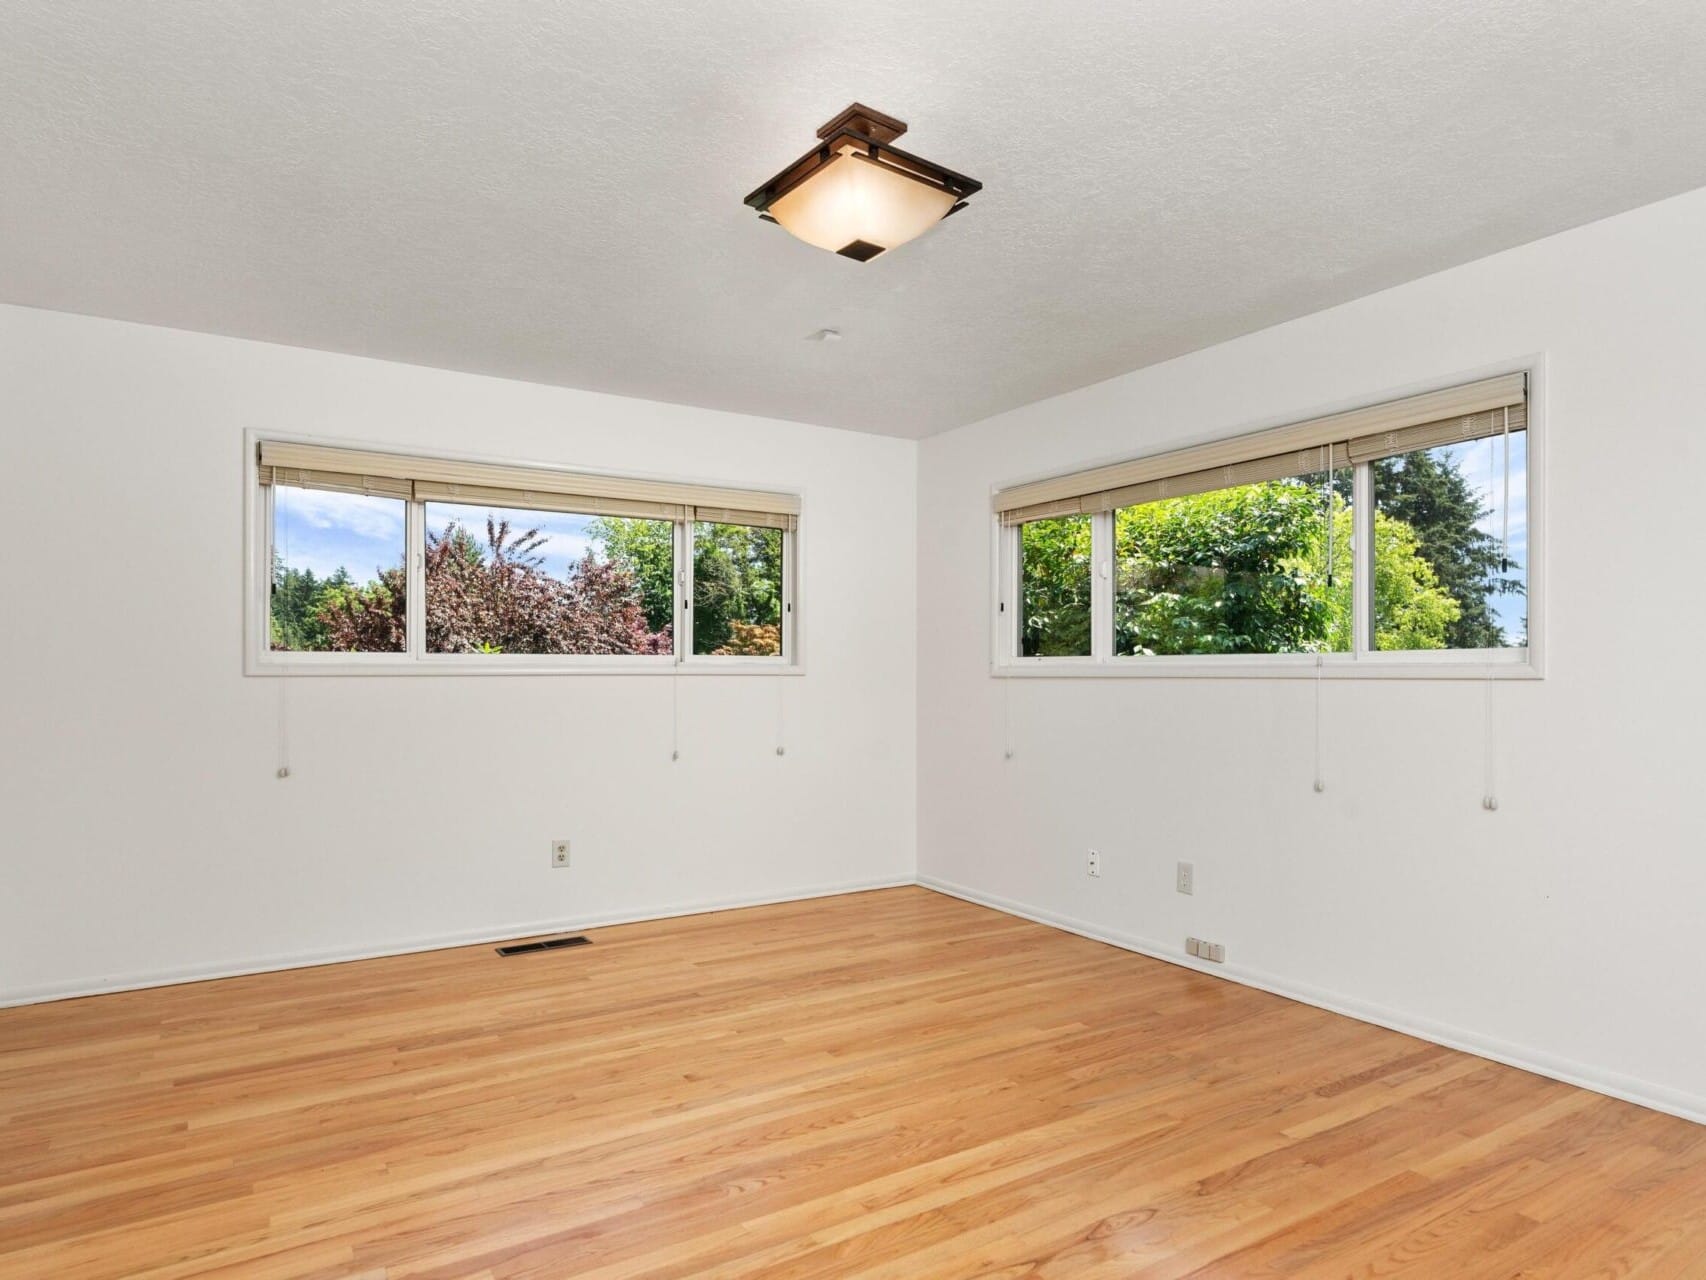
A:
[
  {"xmin": 1371, "ymin": 431, "xmax": 1527, "ymax": 651},
  {"xmin": 1018, "ymin": 514, "xmax": 1093, "ymax": 657},
  {"xmin": 1114, "ymin": 467, "xmax": 1352, "ymax": 656},
  {"xmin": 691, "ymin": 520, "xmax": 785, "ymax": 657},
  {"xmin": 994, "ymin": 372, "xmax": 1538, "ymax": 673},
  {"xmin": 424, "ymin": 502, "xmax": 674, "ymax": 656},
  {"xmin": 252, "ymin": 440, "xmax": 798, "ymax": 671},
  {"xmin": 270, "ymin": 485, "xmax": 407, "ymax": 653}
]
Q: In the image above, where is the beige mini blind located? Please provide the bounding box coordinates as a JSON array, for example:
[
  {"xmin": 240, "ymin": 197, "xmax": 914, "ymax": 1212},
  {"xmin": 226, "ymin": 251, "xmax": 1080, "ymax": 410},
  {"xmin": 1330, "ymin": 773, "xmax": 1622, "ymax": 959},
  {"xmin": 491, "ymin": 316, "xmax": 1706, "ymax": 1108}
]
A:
[
  {"xmin": 994, "ymin": 373, "xmax": 1526, "ymax": 526},
  {"xmin": 259, "ymin": 441, "xmax": 800, "ymax": 529},
  {"xmin": 689, "ymin": 506, "xmax": 798, "ymax": 532},
  {"xmin": 256, "ymin": 465, "xmax": 413, "ymax": 500}
]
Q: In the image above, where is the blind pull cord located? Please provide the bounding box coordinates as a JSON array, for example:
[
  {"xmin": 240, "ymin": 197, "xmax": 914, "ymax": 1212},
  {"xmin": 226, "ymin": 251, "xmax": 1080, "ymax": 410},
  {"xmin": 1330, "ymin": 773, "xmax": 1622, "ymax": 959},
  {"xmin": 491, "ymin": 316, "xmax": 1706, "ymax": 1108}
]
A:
[
  {"xmin": 1313, "ymin": 653, "xmax": 1326, "ymax": 794},
  {"xmin": 1311, "ymin": 444, "xmax": 1329, "ymax": 795},
  {"xmin": 1003, "ymin": 674, "xmax": 1015, "ymax": 761},
  {"xmin": 670, "ymin": 664, "xmax": 680, "ymax": 762},
  {"xmin": 775, "ymin": 675, "xmax": 786, "ymax": 758},
  {"xmin": 276, "ymin": 679, "xmax": 291, "ymax": 781}
]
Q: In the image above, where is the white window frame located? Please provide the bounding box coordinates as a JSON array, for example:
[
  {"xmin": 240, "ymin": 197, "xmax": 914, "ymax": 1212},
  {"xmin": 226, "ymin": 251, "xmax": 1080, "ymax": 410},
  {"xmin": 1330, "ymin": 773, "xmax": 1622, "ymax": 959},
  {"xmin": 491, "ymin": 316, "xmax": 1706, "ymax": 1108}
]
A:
[
  {"xmin": 991, "ymin": 359, "xmax": 1545, "ymax": 680},
  {"xmin": 245, "ymin": 430, "xmax": 803, "ymax": 676}
]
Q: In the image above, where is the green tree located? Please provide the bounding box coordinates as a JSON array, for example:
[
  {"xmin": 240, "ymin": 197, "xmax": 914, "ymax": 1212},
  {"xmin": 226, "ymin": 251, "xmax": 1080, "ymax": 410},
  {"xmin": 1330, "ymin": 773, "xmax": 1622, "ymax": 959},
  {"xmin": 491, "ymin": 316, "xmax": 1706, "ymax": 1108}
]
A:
[
  {"xmin": 270, "ymin": 554, "xmax": 351, "ymax": 651},
  {"xmin": 689, "ymin": 522, "xmax": 782, "ymax": 655},
  {"xmin": 1018, "ymin": 476, "xmax": 1457, "ymax": 657},
  {"xmin": 1369, "ymin": 450, "xmax": 1519, "ymax": 648},
  {"xmin": 588, "ymin": 517, "xmax": 675, "ymax": 632},
  {"xmin": 315, "ymin": 518, "xmax": 669, "ymax": 655},
  {"xmin": 1294, "ymin": 505, "xmax": 1457, "ymax": 651},
  {"xmin": 1019, "ymin": 515, "xmax": 1093, "ymax": 656},
  {"xmin": 1114, "ymin": 481, "xmax": 1331, "ymax": 655}
]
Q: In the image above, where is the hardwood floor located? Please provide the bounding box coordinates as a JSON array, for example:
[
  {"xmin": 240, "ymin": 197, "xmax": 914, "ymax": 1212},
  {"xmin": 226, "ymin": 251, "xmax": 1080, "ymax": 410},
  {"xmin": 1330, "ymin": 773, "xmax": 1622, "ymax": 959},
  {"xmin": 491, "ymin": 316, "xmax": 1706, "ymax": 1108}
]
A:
[{"xmin": 4, "ymin": 887, "xmax": 1704, "ymax": 1279}]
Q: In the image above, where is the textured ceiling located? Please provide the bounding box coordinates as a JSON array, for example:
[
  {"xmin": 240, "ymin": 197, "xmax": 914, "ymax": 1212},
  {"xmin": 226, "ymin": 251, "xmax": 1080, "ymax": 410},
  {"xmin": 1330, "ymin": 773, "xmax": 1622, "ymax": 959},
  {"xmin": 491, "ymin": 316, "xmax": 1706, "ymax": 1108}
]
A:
[{"xmin": 5, "ymin": 2, "xmax": 1706, "ymax": 438}]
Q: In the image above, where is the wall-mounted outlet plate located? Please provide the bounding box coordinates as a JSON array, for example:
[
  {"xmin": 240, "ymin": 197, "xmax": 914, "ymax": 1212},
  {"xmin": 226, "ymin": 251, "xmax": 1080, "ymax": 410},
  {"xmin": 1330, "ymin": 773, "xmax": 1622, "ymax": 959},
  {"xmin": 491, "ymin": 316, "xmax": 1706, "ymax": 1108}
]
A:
[
  {"xmin": 1185, "ymin": 937, "xmax": 1201, "ymax": 957},
  {"xmin": 1087, "ymin": 849, "xmax": 1101, "ymax": 877},
  {"xmin": 552, "ymin": 840, "xmax": 570, "ymax": 868},
  {"xmin": 1176, "ymin": 861, "xmax": 1194, "ymax": 895}
]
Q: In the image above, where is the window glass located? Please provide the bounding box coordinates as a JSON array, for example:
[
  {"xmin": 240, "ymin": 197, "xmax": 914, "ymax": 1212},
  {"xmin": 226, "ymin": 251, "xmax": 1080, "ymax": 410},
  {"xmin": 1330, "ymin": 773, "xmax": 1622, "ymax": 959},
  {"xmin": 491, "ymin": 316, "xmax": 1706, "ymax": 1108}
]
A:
[
  {"xmin": 271, "ymin": 486, "xmax": 406, "ymax": 652},
  {"xmin": 1114, "ymin": 471, "xmax": 1351, "ymax": 656},
  {"xmin": 1019, "ymin": 515, "xmax": 1093, "ymax": 657},
  {"xmin": 692, "ymin": 522, "xmax": 784, "ymax": 656},
  {"xmin": 424, "ymin": 503, "xmax": 673, "ymax": 655},
  {"xmin": 1371, "ymin": 432, "xmax": 1527, "ymax": 650}
]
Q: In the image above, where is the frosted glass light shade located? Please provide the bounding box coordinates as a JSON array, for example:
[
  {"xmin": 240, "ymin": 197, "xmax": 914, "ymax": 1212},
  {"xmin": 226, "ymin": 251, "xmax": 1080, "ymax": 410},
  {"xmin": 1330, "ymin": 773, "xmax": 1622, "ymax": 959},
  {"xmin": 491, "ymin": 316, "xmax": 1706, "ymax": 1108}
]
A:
[{"xmin": 767, "ymin": 150, "xmax": 958, "ymax": 259}]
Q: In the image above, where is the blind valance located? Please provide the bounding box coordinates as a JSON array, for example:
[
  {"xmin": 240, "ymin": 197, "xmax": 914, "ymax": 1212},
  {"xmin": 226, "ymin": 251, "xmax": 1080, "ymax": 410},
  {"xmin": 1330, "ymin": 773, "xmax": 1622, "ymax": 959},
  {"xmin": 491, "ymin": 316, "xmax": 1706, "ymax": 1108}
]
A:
[
  {"xmin": 259, "ymin": 441, "xmax": 800, "ymax": 530},
  {"xmin": 994, "ymin": 373, "xmax": 1526, "ymax": 526}
]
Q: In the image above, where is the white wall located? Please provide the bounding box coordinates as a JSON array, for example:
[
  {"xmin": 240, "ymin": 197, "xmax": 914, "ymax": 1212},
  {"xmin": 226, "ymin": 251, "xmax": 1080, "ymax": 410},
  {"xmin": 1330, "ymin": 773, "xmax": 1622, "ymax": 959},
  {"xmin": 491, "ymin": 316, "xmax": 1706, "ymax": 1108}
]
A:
[
  {"xmin": 0, "ymin": 306, "xmax": 917, "ymax": 1003},
  {"xmin": 917, "ymin": 186, "xmax": 1706, "ymax": 1122}
]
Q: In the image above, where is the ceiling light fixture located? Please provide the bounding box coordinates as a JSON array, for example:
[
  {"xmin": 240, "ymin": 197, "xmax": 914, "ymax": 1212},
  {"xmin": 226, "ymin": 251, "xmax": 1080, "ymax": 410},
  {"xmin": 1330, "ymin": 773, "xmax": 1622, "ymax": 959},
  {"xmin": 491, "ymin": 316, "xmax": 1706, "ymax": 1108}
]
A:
[{"xmin": 745, "ymin": 103, "xmax": 981, "ymax": 262}]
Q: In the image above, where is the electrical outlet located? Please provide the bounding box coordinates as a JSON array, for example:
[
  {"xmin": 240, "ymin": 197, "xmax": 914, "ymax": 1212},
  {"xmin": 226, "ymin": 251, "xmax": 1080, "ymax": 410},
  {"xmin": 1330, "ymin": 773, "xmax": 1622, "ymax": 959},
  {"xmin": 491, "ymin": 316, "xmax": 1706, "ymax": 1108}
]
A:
[
  {"xmin": 1185, "ymin": 937, "xmax": 1201, "ymax": 957},
  {"xmin": 1087, "ymin": 849, "xmax": 1101, "ymax": 878},
  {"xmin": 551, "ymin": 840, "xmax": 570, "ymax": 868},
  {"xmin": 1202, "ymin": 941, "xmax": 1226, "ymax": 963},
  {"xmin": 1176, "ymin": 861, "xmax": 1194, "ymax": 895}
]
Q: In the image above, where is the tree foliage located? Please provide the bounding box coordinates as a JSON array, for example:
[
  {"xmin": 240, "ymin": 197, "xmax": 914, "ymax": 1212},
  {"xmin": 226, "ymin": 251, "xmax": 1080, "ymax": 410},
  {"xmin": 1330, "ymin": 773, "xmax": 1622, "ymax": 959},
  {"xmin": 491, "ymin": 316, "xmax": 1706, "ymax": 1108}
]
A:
[
  {"xmin": 421, "ymin": 518, "xmax": 670, "ymax": 655},
  {"xmin": 279, "ymin": 518, "xmax": 670, "ymax": 655},
  {"xmin": 587, "ymin": 517, "xmax": 675, "ymax": 633},
  {"xmin": 1018, "ymin": 516, "xmax": 1094, "ymax": 657},
  {"xmin": 1370, "ymin": 450, "xmax": 1520, "ymax": 648},
  {"xmin": 269, "ymin": 556, "xmax": 350, "ymax": 651},
  {"xmin": 1020, "ymin": 470, "xmax": 1467, "ymax": 657},
  {"xmin": 589, "ymin": 517, "xmax": 785, "ymax": 655},
  {"xmin": 1114, "ymin": 481, "xmax": 1333, "ymax": 656},
  {"xmin": 690, "ymin": 522, "xmax": 782, "ymax": 655}
]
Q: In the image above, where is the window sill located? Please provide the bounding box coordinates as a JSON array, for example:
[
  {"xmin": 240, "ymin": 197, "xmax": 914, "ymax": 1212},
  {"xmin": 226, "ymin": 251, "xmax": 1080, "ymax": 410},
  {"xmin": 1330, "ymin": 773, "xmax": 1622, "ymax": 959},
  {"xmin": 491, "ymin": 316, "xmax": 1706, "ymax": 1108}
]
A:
[
  {"xmin": 992, "ymin": 651, "xmax": 1540, "ymax": 681},
  {"xmin": 247, "ymin": 657, "xmax": 805, "ymax": 677}
]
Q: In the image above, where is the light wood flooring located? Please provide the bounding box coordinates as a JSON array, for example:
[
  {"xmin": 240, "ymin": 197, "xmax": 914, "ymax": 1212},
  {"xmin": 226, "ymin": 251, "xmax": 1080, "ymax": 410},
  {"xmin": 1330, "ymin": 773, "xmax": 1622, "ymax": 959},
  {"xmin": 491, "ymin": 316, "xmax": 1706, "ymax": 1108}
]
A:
[{"xmin": 4, "ymin": 886, "xmax": 1705, "ymax": 1278}]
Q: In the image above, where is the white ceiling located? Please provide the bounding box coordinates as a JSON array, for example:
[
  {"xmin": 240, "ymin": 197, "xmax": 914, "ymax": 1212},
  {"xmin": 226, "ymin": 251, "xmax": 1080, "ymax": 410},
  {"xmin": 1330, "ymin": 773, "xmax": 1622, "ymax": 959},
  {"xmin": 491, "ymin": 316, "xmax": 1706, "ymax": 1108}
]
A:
[{"xmin": 5, "ymin": 2, "xmax": 1706, "ymax": 438}]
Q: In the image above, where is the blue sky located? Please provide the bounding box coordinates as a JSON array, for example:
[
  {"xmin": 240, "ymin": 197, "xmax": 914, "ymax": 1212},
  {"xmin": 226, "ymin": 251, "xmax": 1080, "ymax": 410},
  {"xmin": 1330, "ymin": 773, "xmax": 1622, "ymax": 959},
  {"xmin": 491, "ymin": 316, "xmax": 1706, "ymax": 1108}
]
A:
[
  {"xmin": 274, "ymin": 487, "xmax": 405, "ymax": 583},
  {"xmin": 273, "ymin": 489, "xmax": 612, "ymax": 584},
  {"xmin": 1434, "ymin": 430, "xmax": 1529, "ymax": 645}
]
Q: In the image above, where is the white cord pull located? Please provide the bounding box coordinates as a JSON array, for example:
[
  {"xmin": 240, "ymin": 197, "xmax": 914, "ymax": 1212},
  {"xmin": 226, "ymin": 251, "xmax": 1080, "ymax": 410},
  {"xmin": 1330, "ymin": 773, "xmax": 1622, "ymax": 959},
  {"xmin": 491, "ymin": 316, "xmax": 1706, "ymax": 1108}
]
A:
[
  {"xmin": 276, "ymin": 680, "xmax": 291, "ymax": 780},
  {"xmin": 1312, "ymin": 654, "xmax": 1326, "ymax": 794}
]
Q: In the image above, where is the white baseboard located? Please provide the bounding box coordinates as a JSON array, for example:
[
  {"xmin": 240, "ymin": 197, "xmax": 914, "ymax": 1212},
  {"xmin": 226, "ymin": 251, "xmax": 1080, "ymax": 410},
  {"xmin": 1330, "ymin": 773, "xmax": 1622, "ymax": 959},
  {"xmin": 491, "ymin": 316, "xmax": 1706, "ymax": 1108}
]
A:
[
  {"xmin": 918, "ymin": 874, "xmax": 1706, "ymax": 1128},
  {"xmin": 0, "ymin": 876, "xmax": 914, "ymax": 1009}
]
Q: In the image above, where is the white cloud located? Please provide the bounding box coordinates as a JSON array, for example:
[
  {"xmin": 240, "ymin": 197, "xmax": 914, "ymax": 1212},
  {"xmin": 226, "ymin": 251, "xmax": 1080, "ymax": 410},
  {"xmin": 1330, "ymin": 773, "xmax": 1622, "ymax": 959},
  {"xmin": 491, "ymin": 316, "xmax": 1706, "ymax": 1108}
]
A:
[{"xmin": 276, "ymin": 487, "xmax": 405, "ymax": 540}]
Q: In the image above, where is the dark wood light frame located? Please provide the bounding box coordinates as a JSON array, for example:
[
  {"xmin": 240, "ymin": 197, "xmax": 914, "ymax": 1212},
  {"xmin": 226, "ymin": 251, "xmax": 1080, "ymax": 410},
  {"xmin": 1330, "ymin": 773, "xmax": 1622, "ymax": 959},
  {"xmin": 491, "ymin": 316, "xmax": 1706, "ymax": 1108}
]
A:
[{"xmin": 743, "ymin": 102, "xmax": 982, "ymax": 236}]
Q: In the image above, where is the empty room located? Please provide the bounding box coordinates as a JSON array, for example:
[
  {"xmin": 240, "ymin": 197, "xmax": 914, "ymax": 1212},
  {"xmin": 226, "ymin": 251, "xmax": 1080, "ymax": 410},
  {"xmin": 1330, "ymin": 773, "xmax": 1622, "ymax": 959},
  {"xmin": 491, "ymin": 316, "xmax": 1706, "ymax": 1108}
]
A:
[{"xmin": 5, "ymin": 3, "xmax": 1706, "ymax": 1276}]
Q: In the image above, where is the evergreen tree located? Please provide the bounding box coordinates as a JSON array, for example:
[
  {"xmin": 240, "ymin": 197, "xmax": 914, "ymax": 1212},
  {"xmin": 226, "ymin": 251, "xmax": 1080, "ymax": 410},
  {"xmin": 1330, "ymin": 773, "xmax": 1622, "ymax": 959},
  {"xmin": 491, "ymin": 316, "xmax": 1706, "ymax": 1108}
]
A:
[{"xmin": 1370, "ymin": 451, "xmax": 1520, "ymax": 649}]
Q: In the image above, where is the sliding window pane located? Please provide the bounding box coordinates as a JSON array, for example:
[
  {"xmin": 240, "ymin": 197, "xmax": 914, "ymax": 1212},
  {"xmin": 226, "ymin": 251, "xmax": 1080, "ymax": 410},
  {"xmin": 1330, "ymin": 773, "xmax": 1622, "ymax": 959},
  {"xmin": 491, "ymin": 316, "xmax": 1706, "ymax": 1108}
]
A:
[
  {"xmin": 271, "ymin": 486, "xmax": 406, "ymax": 652},
  {"xmin": 425, "ymin": 504, "xmax": 673, "ymax": 655},
  {"xmin": 692, "ymin": 522, "xmax": 783, "ymax": 656},
  {"xmin": 1114, "ymin": 471, "xmax": 1350, "ymax": 656},
  {"xmin": 1371, "ymin": 432, "xmax": 1527, "ymax": 650},
  {"xmin": 1019, "ymin": 514, "xmax": 1093, "ymax": 657}
]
